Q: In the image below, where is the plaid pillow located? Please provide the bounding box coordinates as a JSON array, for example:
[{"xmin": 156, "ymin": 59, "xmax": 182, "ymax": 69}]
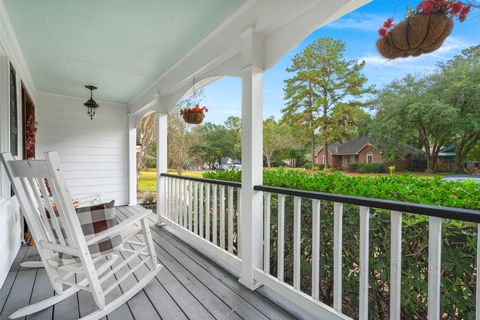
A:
[{"xmin": 48, "ymin": 201, "xmax": 122, "ymax": 266}]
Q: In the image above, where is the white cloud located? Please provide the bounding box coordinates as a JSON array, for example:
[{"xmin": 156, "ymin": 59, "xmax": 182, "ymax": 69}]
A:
[
  {"xmin": 355, "ymin": 36, "xmax": 473, "ymax": 88},
  {"xmin": 327, "ymin": 13, "xmax": 387, "ymax": 31}
]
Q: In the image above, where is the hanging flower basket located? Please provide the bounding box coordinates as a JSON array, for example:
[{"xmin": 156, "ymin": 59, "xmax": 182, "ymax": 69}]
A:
[
  {"xmin": 180, "ymin": 104, "xmax": 208, "ymax": 124},
  {"xmin": 376, "ymin": 1, "xmax": 472, "ymax": 59}
]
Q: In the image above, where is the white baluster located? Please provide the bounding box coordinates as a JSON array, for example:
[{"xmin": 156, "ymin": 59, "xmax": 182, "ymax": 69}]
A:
[
  {"xmin": 188, "ymin": 180, "xmax": 193, "ymax": 231},
  {"xmin": 194, "ymin": 182, "xmax": 198, "ymax": 234},
  {"xmin": 277, "ymin": 194, "xmax": 285, "ymax": 281},
  {"xmin": 220, "ymin": 185, "xmax": 226, "ymax": 249},
  {"xmin": 390, "ymin": 211, "xmax": 402, "ymax": 320},
  {"xmin": 333, "ymin": 202, "xmax": 343, "ymax": 312},
  {"xmin": 175, "ymin": 178, "xmax": 180, "ymax": 223},
  {"xmin": 237, "ymin": 188, "xmax": 241, "ymax": 257},
  {"xmin": 312, "ymin": 199, "xmax": 321, "ymax": 300},
  {"xmin": 264, "ymin": 193, "xmax": 271, "ymax": 274},
  {"xmin": 205, "ymin": 184, "xmax": 211, "ymax": 241},
  {"xmin": 168, "ymin": 177, "xmax": 172, "ymax": 220},
  {"xmin": 183, "ymin": 179, "xmax": 188, "ymax": 228},
  {"xmin": 228, "ymin": 187, "xmax": 234, "ymax": 253},
  {"xmin": 178, "ymin": 179, "xmax": 184, "ymax": 226},
  {"xmin": 293, "ymin": 196, "xmax": 301, "ymax": 290},
  {"xmin": 213, "ymin": 184, "xmax": 218, "ymax": 245},
  {"xmin": 359, "ymin": 206, "xmax": 370, "ymax": 320},
  {"xmin": 428, "ymin": 216, "xmax": 442, "ymax": 320}
]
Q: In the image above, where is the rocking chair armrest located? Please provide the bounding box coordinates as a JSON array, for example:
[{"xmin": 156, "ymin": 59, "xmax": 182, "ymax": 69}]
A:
[{"xmin": 86, "ymin": 210, "xmax": 152, "ymax": 246}]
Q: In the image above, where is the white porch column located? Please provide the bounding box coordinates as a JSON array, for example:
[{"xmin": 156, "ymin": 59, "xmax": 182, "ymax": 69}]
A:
[
  {"xmin": 156, "ymin": 111, "xmax": 168, "ymax": 225},
  {"xmin": 239, "ymin": 29, "xmax": 264, "ymax": 290},
  {"xmin": 127, "ymin": 115, "xmax": 137, "ymax": 206}
]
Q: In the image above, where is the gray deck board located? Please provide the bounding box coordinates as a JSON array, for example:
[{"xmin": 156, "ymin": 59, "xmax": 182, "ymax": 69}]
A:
[
  {"xmin": 1, "ymin": 246, "xmax": 37, "ymax": 320},
  {"xmin": 116, "ymin": 208, "xmax": 243, "ymax": 320},
  {"xmin": 0, "ymin": 205, "xmax": 296, "ymax": 320},
  {"xmin": 144, "ymin": 215, "xmax": 295, "ymax": 320},
  {"xmin": 0, "ymin": 245, "xmax": 27, "ymax": 314}
]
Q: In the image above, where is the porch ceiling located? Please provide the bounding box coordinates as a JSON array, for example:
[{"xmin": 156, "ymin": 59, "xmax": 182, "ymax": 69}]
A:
[{"xmin": 3, "ymin": 0, "xmax": 244, "ymax": 103}]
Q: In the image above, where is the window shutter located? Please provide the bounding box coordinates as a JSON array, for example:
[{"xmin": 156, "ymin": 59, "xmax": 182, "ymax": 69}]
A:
[{"xmin": 9, "ymin": 63, "xmax": 17, "ymax": 157}]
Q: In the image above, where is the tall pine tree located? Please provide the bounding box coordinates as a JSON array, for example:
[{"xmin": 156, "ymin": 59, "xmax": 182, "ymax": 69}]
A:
[{"xmin": 282, "ymin": 37, "xmax": 371, "ymax": 167}]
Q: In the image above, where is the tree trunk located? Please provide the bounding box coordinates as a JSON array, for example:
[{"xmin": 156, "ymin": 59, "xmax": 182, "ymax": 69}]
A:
[
  {"xmin": 311, "ymin": 130, "xmax": 316, "ymax": 165},
  {"xmin": 324, "ymin": 141, "xmax": 329, "ymax": 168},
  {"xmin": 425, "ymin": 153, "xmax": 433, "ymax": 172},
  {"xmin": 266, "ymin": 155, "xmax": 272, "ymax": 168},
  {"xmin": 455, "ymin": 134, "xmax": 479, "ymax": 172},
  {"xmin": 322, "ymin": 105, "xmax": 329, "ymax": 168}
]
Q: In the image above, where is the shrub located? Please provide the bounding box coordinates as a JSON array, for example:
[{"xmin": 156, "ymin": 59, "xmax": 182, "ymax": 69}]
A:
[
  {"xmin": 204, "ymin": 169, "xmax": 479, "ymax": 209},
  {"xmin": 312, "ymin": 164, "xmax": 325, "ymax": 171},
  {"xmin": 203, "ymin": 169, "xmax": 480, "ymax": 318},
  {"xmin": 348, "ymin": 162, "xmax": 386, "ymax": 173},
  {"xmin": 303, "ymin": 160, "xmax": 312, "ymax": 169},
  {"xmin": 410, "ymin": 153, "xmax": 428, "ymax": 171}
]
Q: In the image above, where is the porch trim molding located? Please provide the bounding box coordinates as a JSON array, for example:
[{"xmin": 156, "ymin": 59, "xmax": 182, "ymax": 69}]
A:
[
  {"xmin": 156, "ymin": 110, "xmax": 168, "ymax": 224},
  {"xmin": 0, "ymin": 0, "xmax": 35, "ymax": 102},
  {"xmin": 127, "ymin": 115, "xmax": 137, "ymax": 206},
  {"xmin": 0, "ymin": 57, "xmax": 10, "ymax": 197}
]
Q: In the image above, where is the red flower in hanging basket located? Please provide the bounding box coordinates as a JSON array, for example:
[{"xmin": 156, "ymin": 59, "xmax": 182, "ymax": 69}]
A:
[
  {"xmin": 376, "ymin": 0, "xmax": 474, "ymax": 59},
  {"xmin": 180, "ymin": 104, "xmax": 208, "ymax": 124},
  {"xmin": 378, "ymin": 18, "xmax": 394, "ymax": 37},
  {"xmin": 417, "ymin": 0, "xmax": 435, "ymax": 14}
]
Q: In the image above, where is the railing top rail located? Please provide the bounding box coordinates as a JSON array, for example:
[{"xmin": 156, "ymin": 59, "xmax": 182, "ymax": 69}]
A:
[
  {"xmin": 254, "ymin": 185, "xmax": 480, "ymax": 223},
  {"xmin": 160, "ymin": 173, "xmax": 241, "ymax": 188}
]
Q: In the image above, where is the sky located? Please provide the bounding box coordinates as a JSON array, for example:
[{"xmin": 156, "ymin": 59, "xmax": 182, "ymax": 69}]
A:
[{"xmin": 200, "ymin": 0, "xmax": 480, "ymax": 124}]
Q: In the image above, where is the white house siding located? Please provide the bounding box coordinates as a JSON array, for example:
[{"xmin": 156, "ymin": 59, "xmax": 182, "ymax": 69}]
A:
[
  {"xmin": 36, "ymin": 92, "xmax": 129, "ymax": 205},
  {"xmin": 0, "ymin": 197, "xmax": 21, "ymax": 288}
]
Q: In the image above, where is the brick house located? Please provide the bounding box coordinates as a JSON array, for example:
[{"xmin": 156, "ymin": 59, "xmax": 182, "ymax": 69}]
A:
[{"xmin": 315, "ymin": 136, "xmax": 421, "ymax": 170}]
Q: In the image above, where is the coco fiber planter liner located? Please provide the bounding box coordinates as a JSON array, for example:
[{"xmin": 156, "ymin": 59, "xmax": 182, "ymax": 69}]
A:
[
  {"xmin": 377, "ymin": 13, "xmax": 453, "ymax": 59},
  {"xmin": 182, "ymin": 112, "xmax": 205, "ymax": 124}
]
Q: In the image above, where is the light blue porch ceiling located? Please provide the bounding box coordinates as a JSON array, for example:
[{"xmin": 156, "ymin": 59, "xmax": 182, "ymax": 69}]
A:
[{"xmin": 3, "ymin": 0, "xmax": 244, "ymax": 103}]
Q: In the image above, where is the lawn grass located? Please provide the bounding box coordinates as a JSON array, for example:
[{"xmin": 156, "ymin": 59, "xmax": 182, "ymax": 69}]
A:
[
  {"xmin": 138, "ymin": 179, "xmax": 157, "ymax": 192},
  {"xmin": 138, "ymin": 170, "xmax": 207, "ymax": 191}
]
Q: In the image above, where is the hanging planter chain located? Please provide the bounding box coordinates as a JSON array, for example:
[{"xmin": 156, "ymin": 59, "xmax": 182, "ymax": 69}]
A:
[{"xmin": 180, "ymin": 77, "xmax": 208, "ymax": 125}]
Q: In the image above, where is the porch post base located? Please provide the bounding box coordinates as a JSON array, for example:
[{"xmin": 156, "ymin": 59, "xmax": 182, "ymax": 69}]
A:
[{"xmin": 238, "ymin": 278, "xmax": 263, "ymax": 291}]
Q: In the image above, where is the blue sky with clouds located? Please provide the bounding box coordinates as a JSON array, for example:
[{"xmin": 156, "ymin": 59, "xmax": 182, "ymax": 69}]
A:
[{"xmin": 201, "ymin": 0, "xmax": 480, "ymax": 124}]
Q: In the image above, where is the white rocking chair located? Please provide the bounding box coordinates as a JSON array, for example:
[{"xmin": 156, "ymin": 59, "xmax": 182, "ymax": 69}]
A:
[{"xmin": 1, "ymin": 151, "xmax": 162, "ymax": 320}]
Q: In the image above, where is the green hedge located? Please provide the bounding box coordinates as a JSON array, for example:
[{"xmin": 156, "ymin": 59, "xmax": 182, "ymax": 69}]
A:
[
  {"xmin": 203, "ymin": 169, "xmax": 480, "ymax": 318},
  {"xmin": 348, "ymin": 162, "xmax": 386, "ymax": 173},
  {"xmin": 203, "ymin": 169, "xmax": 479, "ymax": 209}
]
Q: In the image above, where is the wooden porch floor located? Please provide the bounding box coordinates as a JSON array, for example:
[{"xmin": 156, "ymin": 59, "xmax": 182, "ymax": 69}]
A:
[{"xmin": 0, "ymin": 206, "xmax": 296, "ymax": 320}]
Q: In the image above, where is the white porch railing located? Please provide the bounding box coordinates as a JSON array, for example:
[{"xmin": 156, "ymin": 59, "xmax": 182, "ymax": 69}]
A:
[
  {"xmin": 159, "ymin": 174, "xmax": 480, "ymax": 320},
  {"xmin": 159, "ymin": 174, "xmax": 242, "ymax": 274}
]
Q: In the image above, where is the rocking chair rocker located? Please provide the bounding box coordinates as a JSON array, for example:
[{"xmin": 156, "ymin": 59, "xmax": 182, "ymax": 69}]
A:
[{"xmin": 1, "ymin": 151, "xmax": 162, "ymax": 320}]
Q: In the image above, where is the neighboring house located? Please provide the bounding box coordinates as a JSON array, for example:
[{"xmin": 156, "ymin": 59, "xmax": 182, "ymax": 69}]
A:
[{"xmin": 315, "ymin": 135, "xmax": 421, "ymax": 170}]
